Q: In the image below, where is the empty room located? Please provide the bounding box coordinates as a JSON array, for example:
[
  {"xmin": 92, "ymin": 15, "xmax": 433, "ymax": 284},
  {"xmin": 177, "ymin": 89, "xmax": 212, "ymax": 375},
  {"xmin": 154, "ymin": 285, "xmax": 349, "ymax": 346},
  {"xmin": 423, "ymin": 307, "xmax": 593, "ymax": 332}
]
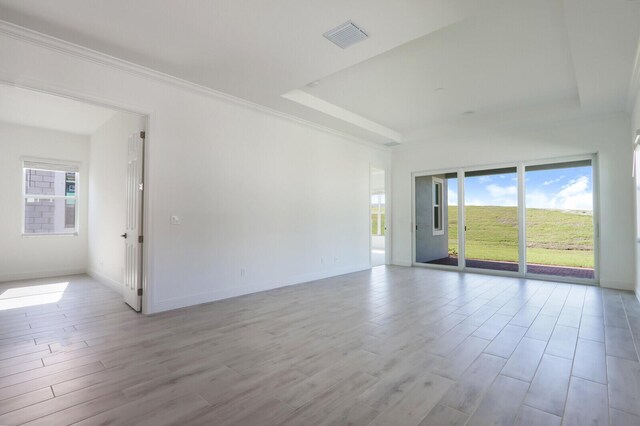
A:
[{"xmin": 0, "ymin": 1, "xmax": 639, "ymax": 425}]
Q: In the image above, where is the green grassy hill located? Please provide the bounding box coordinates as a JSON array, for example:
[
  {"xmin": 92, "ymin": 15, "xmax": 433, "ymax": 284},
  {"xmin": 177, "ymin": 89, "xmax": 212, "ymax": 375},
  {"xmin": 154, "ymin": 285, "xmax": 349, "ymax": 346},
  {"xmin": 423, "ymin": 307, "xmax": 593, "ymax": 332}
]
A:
[
  {"xmin": 371, "ymin": 207, "xmax": 385, "ymax": 235},
  {"xmin": 448, "ymin": 206, "xmax": 594, "ymax": 268}
]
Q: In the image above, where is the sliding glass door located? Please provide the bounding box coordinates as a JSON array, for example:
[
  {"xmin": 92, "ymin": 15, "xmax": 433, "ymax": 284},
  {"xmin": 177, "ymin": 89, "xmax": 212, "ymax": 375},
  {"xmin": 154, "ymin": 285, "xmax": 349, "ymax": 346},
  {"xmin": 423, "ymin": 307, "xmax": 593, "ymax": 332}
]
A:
[
  {"xmin": 414, "ymin": 155, "xmax": 597, "ymax": 283},
  {"xmin": 524, "ymin": 160, "xmax": 594, "ymax": 279},
  {"xmin": 464, "ymin": 167, "xmax": 519, "ymax": 273},
  {"xmin": 415, "ymin": 173, "xmax": 459, "ymax": 267}
]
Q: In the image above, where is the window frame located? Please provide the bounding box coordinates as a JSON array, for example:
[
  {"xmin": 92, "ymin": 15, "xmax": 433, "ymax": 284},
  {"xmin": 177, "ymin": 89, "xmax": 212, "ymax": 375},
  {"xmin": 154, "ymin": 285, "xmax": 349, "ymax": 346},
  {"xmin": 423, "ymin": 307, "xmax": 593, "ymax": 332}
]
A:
[
  {"xmin": 432, "ymin": 177, "xmax": 444, "ymax": 236},
  {"xmin": 411, "ymin": 153, "xmax": 598, "ymax": 286},
  {"xmin": 22, "ymin": 159, "xmax": 80, "ymax": 237}
]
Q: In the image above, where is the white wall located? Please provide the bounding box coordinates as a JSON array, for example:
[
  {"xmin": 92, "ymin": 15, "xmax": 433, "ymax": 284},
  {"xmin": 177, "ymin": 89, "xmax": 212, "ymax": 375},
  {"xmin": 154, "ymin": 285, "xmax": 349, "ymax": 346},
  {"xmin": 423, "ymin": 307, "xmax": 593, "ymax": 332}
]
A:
[
  {"xmin": 0, "ymin": 122, "xmax": 89, "ymax": 281},
  {"xmin": 0, "ymin": 29, "xmax": 389, "ymax": 313},
  {"xmin": 88, "ymin": 111, "xmax": 146, "ymax": 293},
  {"xmin": 632, "ymin": 94, "xmax": 640, "ymax": 300},
  {"xmin": 391, "ymin": 113, "xmax": 635, "ymax": 291}
]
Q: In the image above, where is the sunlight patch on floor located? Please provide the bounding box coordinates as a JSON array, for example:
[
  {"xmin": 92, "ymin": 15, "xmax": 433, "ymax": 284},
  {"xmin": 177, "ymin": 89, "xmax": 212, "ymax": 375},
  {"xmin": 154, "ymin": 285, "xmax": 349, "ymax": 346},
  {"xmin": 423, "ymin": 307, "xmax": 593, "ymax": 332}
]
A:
[{"xmin": 0, "ymin": 282, "xmax": 68, "ymax": 310}]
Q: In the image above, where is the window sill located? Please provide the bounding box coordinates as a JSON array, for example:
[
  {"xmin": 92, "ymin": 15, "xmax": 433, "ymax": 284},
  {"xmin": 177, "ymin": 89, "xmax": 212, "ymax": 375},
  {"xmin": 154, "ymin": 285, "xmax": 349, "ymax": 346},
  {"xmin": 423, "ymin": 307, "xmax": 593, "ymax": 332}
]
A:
[{"xmin": 22, "ymin": 232, "xmax": 79, "ymax": 237}]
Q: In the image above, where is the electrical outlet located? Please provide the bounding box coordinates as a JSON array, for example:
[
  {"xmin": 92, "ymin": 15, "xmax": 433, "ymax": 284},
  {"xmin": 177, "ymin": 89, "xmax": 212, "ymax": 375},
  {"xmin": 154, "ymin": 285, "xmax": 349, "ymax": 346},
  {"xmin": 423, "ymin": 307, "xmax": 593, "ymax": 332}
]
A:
[{"xmin": 170, "ymin": 215, "xmax": 181, "ymax": 225}]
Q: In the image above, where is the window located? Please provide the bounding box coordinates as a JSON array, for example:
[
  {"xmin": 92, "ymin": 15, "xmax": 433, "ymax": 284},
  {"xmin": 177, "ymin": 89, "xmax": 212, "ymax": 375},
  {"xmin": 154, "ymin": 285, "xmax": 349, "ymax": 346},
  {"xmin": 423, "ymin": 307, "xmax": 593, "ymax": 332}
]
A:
[
  {"xmin": 23, "ymin": 159, "xmax": 79, "ymax": 235},
  {"xmin": 414, "ymin": 155, "xmax": 597, "ymax": 282},
  {"xmin": 433, "ymin": 177, "xmax": 444, "ymax": 235}
]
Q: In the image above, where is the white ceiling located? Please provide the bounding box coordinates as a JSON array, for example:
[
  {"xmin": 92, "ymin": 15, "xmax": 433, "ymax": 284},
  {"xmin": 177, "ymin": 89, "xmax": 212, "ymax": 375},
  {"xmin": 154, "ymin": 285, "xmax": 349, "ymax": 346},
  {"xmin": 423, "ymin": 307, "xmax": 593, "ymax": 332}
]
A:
[
  {"xmin": 302, "ymin": 0, "xmax": 579, "ymax": 132},
  {"xmin": 0, "ymin": 0, "xmax": 638, "ymax": 144},
  {"xmin": 0, "ymin": 84, "xmax": 117, "ymax": 135}
]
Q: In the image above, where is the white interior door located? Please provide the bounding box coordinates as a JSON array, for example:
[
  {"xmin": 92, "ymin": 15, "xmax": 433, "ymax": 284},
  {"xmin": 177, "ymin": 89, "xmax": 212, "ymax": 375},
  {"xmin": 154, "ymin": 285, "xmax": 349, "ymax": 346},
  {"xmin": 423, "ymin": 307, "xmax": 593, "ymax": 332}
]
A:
[{"xmin": 123, "ymin": 131, "xmax": 145, "ymax": 311}]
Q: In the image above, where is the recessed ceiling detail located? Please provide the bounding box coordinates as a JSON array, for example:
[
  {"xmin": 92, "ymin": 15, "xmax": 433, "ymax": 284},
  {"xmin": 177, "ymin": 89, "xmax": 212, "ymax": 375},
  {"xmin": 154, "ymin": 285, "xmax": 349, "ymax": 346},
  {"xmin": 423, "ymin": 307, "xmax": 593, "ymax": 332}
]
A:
[
  {"xmin": 282, "ymin": 89, "xmax": 401, "ymax": 143},
  {"xmin": 323, "ymin": 21, "xmax": 369, "ymax": 49},
  {"xmin": 0, "ymin": 0, "xmax": 639, "ymax": 145}
]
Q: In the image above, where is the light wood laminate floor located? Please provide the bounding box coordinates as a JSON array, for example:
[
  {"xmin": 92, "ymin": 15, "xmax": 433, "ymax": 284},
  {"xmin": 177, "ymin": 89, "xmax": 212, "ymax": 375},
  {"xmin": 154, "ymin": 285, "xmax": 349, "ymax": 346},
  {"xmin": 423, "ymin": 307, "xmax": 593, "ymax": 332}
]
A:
[{"xmin": 1, "ymin": 267, "xmax": 639, "ymax": 425}]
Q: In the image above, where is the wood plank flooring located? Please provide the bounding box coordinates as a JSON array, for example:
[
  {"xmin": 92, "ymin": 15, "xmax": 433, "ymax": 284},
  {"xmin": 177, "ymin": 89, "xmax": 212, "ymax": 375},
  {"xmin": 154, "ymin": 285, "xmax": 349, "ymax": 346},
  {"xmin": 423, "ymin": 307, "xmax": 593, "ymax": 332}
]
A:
[{"xmin": 0, "ymin": 267, "xmax": 639, "ymax": 425}]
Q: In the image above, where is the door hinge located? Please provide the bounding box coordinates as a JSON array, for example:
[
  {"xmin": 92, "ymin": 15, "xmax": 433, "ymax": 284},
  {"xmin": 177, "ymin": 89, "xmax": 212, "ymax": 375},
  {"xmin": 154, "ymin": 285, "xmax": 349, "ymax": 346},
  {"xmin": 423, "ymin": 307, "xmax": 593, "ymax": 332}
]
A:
[
  {"xmin": 137, "ymin": 288, "xmax": 143, "ymax": 296},
  {"xmin": 140, "ymin": 131, "xmax": 146, "ymax": 139},
  {"xmin": 138, "ymin": 235, "xmax": 143, "ymax": 243},
  {"xmin": 139, "ymin": 183, "xmax": 144, "ymax": 191}
]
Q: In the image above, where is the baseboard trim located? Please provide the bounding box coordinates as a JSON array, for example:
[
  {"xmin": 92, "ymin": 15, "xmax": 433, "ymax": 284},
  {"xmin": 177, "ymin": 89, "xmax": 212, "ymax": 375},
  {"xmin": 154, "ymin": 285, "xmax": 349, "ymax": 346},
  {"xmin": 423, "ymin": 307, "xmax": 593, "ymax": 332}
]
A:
[
  {"xmin": 0, "ymin": 268, "xmax": 86, "ymax": 283},
  {"xmin": 391, "ymin": 259, "xmax": 412, "ymax": 267},
  {"xmin": 87, "ymin": 269, "xmax": 123, "ymax": 295},
  {"xmin": 150, "ymin": 263, "xmax": 371, "ymax": 314},
  {"xmin": 600, "ymin": 278, "xmax": 634, "ymax": 291}
]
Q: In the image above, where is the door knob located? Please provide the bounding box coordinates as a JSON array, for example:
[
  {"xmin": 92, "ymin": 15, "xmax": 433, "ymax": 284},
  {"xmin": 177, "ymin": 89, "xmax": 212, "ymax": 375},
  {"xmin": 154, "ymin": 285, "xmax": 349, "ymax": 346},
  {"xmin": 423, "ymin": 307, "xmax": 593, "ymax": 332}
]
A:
[{"xmin": 121, "ymin": 233, "xmax": 127, "ymax": 239}]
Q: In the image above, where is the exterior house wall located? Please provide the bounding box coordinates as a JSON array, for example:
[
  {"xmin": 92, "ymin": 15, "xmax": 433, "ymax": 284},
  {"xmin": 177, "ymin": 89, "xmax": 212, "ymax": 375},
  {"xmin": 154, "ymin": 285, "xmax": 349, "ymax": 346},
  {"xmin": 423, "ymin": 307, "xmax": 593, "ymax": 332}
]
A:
[
  {"xmin": 24, "ymin": 170, "xmax": 75, "ymax": 234},
  {"xmin": 415, "ymin": 175, "xmax": 449, "ymax": 262}
]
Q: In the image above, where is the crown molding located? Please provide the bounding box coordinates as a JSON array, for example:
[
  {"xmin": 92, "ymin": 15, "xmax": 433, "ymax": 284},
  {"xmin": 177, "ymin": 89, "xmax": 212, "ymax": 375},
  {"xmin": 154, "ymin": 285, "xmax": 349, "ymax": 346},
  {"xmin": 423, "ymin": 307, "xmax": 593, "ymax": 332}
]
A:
[{"xmin": 0, "ymin": 20, "xmax": 389, "ymax": 152}]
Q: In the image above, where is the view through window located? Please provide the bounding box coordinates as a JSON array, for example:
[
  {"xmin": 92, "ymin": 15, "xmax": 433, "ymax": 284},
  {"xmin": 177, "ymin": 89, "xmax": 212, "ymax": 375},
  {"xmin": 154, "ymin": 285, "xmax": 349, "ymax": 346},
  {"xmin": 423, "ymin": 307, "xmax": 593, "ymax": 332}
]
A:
[
  {"xmin": 23, "ymin": 161, "xmax": 79, "ymax": 235},
  {"xmin": 416, "ymin": 157, "xmax": 595, "ymax": 281}
]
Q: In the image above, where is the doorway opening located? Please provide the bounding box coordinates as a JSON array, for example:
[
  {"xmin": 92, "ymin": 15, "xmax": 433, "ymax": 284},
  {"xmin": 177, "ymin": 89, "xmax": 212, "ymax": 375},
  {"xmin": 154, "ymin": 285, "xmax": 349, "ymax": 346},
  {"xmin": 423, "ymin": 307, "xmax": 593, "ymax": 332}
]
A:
[
  {"xmin": 371, "ymin": 167, "xmax": 386, "ymax": 267},
  {"xmin": 0, "ymin": 83, "xmax": 148, "ymax": 311},
  {"xmin": 415, "ymin": 173, "xmax": 459, "ymax": 266}
]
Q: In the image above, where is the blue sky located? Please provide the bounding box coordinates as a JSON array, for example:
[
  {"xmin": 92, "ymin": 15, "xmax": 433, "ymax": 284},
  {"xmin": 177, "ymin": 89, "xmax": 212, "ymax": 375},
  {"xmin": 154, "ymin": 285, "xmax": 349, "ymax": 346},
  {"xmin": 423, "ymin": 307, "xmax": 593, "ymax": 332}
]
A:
[{"xmin": 447, "ymin": 166, "xmax": 593, "ymax": 211}]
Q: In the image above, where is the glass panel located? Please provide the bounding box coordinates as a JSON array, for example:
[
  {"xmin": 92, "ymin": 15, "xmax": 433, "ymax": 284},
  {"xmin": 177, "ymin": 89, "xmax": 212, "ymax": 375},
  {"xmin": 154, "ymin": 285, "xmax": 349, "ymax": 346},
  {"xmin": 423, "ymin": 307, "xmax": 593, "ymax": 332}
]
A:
[
  {"xmin": 371, "ymin": 194, "xmax": 385, "ymax": 236},
  {"xmin": 24, "ymin": 198, "xmax": 76, "ymax": 234},
  {"xmin": 24, "ymin": 169, "xmax": 77, "ymax": 196},
  {"xmin": 525, "ymin": 161, "xmax": 594, "ymax": 279},
  {"xmin": 417, "ymin": 174, "xmax": 458, "ymax": 267},
  {"xmin": 65, "ymin": 199, "xmax": 76, "ymax": 228},
  {"xmin": 464, "ymin": 168, "xmax": 519, "ymax": 272}
]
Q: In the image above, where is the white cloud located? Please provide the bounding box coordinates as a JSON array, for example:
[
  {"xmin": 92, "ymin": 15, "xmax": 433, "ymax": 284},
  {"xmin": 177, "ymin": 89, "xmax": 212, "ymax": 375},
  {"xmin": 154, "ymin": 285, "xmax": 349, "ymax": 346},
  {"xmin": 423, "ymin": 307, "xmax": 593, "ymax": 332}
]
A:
[
  {"xmin": 558, "ymin": 176, "xmax": 588, "ymax": 197},
  {"xmin": 543, "ymin": 175, "xmax": 565, "ymax": 186},
  {"xmin": 448, "ymin": 188, "xmax": 458, "ymax": 206},
  {"xmin": 466, "ymin": 176, "xmax": 592, "ymax": 210},
  {"xmin": 560, "ymin": 193, "xmax": 592, "ymax": 210},
  {"xmin": 556, "ymin": 176, "xmax": 592, "ymax": 210},
  {"xmin": 466, "ymin": 198, "xmax": 487, "ymax": 206},
  {"xmin": 486, "ymin": 184, "xmax": 517, "ymax": 197},
  {"xmin": 478, "ymin": 176, "xmax": 492, "ymax": 183},
  {"xmin": 526, "ymin": 191, "xmax": 553, "ymax": 209},
  {"xmin": 527, "ymin": 175, "xmax": 592, "ymax": 210},
  {"xmin": 466, "ymin": 184, "xmax": 518, "ymax": 207}
]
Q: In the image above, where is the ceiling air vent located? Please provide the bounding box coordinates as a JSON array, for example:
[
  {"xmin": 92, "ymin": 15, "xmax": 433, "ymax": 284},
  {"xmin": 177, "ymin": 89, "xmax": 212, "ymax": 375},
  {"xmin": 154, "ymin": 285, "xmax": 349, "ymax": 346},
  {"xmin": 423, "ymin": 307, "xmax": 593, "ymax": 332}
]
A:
[
  {"xmin": 384, "ymin": 142, "xmax": 400, "ymax": 147},
  {"xmin": 323, "ymin": 21, "xmax": 369, "ymax": 49}
]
